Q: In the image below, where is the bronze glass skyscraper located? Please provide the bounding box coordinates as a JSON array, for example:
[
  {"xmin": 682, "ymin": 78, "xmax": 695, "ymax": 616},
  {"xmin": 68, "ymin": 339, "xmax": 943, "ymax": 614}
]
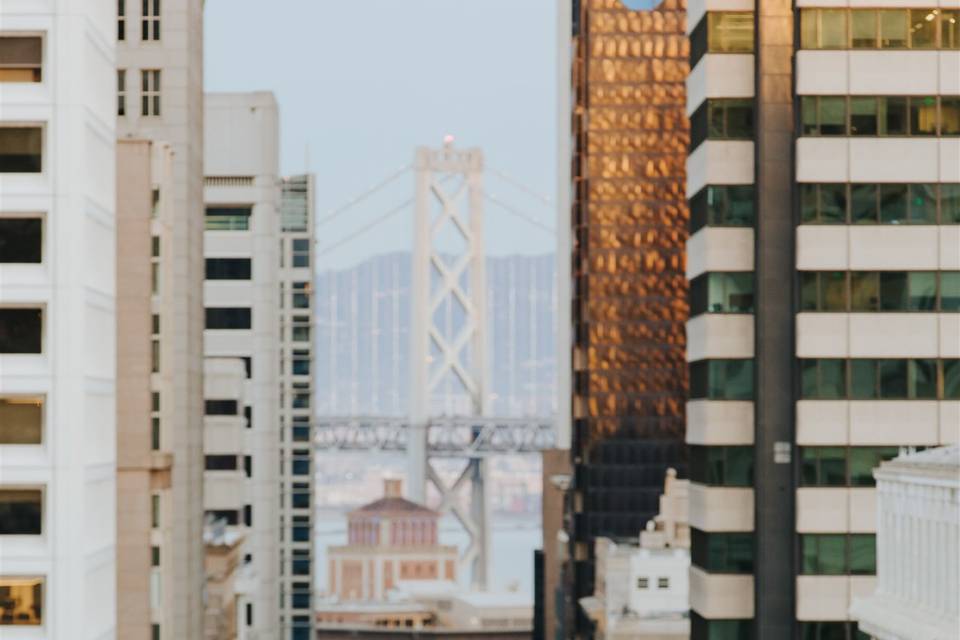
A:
[{"xmin": 565, "ymin": 0, "xmax": 690, "ymax": 635}]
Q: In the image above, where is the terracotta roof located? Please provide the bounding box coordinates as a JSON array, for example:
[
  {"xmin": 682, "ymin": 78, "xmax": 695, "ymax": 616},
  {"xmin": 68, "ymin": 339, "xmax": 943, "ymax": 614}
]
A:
[{"xmin": 349, "ymin": 496, "xmax": 439, "ymax": 517}]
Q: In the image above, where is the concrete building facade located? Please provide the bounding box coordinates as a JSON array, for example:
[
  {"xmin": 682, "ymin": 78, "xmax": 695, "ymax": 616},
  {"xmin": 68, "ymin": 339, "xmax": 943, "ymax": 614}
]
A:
[
  {"xmin": 204, "ymin": 91, "xmax": 282, "ymax": 640},
  {"xmin": 0, "ymin": 2, "xmax": 117, "ymax": 637},
  {"xmin": 684, "ymin": 1, "xmax": 960, "ymax": 637},
  {"xmin": 116, "ymin": 0, "xmax": 207, "ymax": 638},
  {"xmin": 279, "ymin": 174, "xmax": 317, "ymax": 640}
]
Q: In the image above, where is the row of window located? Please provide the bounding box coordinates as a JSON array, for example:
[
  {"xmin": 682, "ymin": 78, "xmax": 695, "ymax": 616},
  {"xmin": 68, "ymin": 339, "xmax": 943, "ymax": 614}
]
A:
[
  {"xmin": 0, "ymin": 36, "xmax": 42, "ymax": 83},
  {"xmin": 690, "ymin": 99, "xmax": 753, "ymax": 151},
  {"xmin": 800, "ymin": 271, "xmax": 960, "ymax": 312},
  {"xmin": 801, "ymin": 182, "xmax": 960, "ymax": 225},
  {"xmin": 801, "ymin": 358, "xmax": 959, "ymax": 400},
  {"xmin": 691, "ymin": 528, "xmax": 753, "ymax": 574},
  {"xmin": 206, "ymin": 258, "xmax": 252, "ymax": 280},
  {"xmin": 689, "ymin": 185, "xmax": 754, "ymax": 232},
  {"xmin": 691, "ymin": 616, "xmax": 868, "ymax": 640},
  {"xmin": 800, "ymin": 8, "xmax": 959, "ymax": 50},
  {"xmin": 802, "ymin": 95, "xmax": 960, "ymax": 137},
  {"xmin": 117, "ymin": 69, "xmax": 161, "ymax": 117},
  {"xmin": 690, "ymin": 445, "xmax": 905, "ymax": 487},
  {"xmin": 118, "ymin": 0, "xmax": 161, "ymax": 43},
  {"xmin": 206, "ymin": 206, "xmax": 252, "ymax": 231},
  {"xmin": 690, "ymin": 272, "xmax": 754, "ymax": 315},
  {"xmin": 802, "ymin": 534, "xmax": 876, "ymax": 575},
  {"xmin": 689, "ymin": 359, "xmax": 753, "ymax": 401}
]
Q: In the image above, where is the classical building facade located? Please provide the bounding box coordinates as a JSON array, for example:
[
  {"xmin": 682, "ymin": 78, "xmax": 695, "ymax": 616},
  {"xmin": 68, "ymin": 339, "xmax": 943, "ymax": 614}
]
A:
[
  {"xmin": 851, "ymin": 446, "xmax": 959, "ymax": 640},
  {"xmin": 204, "ymin": 91, "xmax": 282, "ymax": 640},
  {"xmin": 0, "ymin": 3, "xmax": 117, "ymax": 636},
  {"xmin": 684, "ymin": 1, "xmax": 960, "ymax": 637},
  {"xmin": 563, "ymin": 0, "xmax": 691, "ymax": 636}
]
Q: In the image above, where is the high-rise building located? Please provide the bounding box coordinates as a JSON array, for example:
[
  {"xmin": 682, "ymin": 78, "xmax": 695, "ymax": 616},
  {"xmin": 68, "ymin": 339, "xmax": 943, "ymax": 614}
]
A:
[
  {"xmin": 279, "ymin": 173, "xmax": 317, "ymax": 639},
  {"xmin": 116, "ymin": 1, "xmax": 207, "ymax": 638},
  {"xmin": 0, "ymin": 5, "xmax": 117, "ymax": 636},
  {"xmin": 684, "ymin": 2, "xmax": 960, "ymax": 637},
  {"xmin": 204, "ymin": 91, "xmax": 282, "ymax": 640},
  {"xmin": 562, "ymin": 0, "xmax": 691, "ymax": 636}
]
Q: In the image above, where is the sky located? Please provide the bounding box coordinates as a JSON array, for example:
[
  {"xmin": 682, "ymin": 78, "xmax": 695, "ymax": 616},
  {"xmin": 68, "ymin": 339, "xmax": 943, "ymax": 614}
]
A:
[{"xmin": 205, "ymin": 0, "xmax": 559, "ymax": 269}]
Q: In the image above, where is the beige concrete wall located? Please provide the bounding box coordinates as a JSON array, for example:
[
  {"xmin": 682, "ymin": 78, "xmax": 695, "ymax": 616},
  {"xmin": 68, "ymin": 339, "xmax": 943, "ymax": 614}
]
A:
[{"xmin": 116, "ymin": 140, "xmax": 155, "ymax": 640}]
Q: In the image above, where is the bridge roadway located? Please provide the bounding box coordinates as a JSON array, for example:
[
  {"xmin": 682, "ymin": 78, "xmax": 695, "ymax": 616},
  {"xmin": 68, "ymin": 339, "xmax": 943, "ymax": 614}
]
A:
[{"xmin": 314, "ymin": 416, "xmax": 556, "ymax": 457}]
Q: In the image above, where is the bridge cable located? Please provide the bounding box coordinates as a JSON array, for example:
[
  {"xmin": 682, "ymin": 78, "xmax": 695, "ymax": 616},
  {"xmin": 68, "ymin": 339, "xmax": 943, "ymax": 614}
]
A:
[
  {"xmin": 486, "ymin": 166, "xmax": 555, "ymax": 208},
  {"xmin": 316, "ymin": 164, "xmax": 412, "ymax": 228},
  {"xmin": 483, "ymin": 192, "xmax": 555, "ymax": 235}
]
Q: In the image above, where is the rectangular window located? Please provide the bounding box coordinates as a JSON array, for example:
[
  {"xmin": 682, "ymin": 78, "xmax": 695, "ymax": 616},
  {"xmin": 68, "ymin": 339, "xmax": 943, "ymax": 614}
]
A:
[
  {"xmin": 943, "ymin": 10, "xmax": 960, "ymax": 49},
  {"xmin": 205, "ymin": 399, "xmax": 238, "ymax": 416},
  {"xmin": 689, "ymin": 446, "xmax": 754, "ymax": 486},
  {"xmin": 801, "ymin": 358, "xmax": 846, "ymax": 399},
  {"xmin": 207, "ymin": 509, "xmax": 240, "ymax": 526},
  {"xmin": 118, "ymin": 0, "xmax": 126, "ymax": 41},
  {"xmin": 910, "ymin": 9, "xmax": 938, "ymax": 48},
  {"xmin": 802, "ymin": 534, "xmax": 876, "ymax": 575},
  {"xmin": 205, "ymin": 258, "xmax": 252, "ymax": 280},
  {"xmin": 851, "ymin": 10, "xmax": 877, "ymax": 48},
  {"xmin": 205, "ymin": 206, "xmax": 252, "ymax": 231},
  {"xmin": 151, "ymin": 546, "xmax": 160, "ymax": 567},
  {"xmin": 689, "ymin": 359, "xmax": 754, "ymax": 400},
  {"xmin": 689, "ymin": 184, "xmax": 754, "ymax": 231},
  {"xmin": 142, "ymin": 0, "xmax": 161, "ymax": 41},
  {"xmin": 292, "ymin": 549, "xmax": 311, "ymax": 576},
  {"xmin": 910, "ymin": 96, "xmax": 938, "ymax": 135},
  {"xmin": 292, "ymin": 482, "xmax": 311, "ymax": 509},
  {"xmin": 0, "ymin": 308, "xmax": 42, "ymax": 353},
  {"xmin": 292, "ymin": 350, "xmax": 311, "ymax": 376},
  {"xmin": 691, "ymin": 529, "xmax": 754, "ymax": 573},
  {"xmin": 0, "ymin": 127, "xmax": 41, "ymax": 173},
  {"xmin": 292, "ymin": 239, "xmax": 311, "ymax": 268},
  {"xmin": 801, "ymin": 447, "xmax": 903, "ymax": 487},
  {"xmin": 0, "ymin": 36, "xmax": 42, "ymax": 83},
  {"xmin": 205, "ymin": 455, "xmax": 239, "ymax": 471},
  {"xmin": 690, "ymin": 613, "xmax": 754, "ymax": 640},
  {"xmin": 117, "ymin": 69, "xmax": 126, "ymax": 116},
  {"xmin": 708, "ymin": 12, "xmax": 754, "ymax": 53},
  {"xmin": 940, "ymin": 97, "xmax": 960, "ymax": 135},
  {"xmin": 151, "ymin": 494, "xmax": 160, "ymax": 528},
  {"xmin": 292, "ymin": 316, "xmax": 311, "ymax": 342},
  {"xmin": 151, "ymin": 339, "xmax": 160, "ymax": 373},
  {"xmin": 689, "ymin": 272, "xmax": 754, "ymax": 315},
  {"xmin": 205, "ymin": 307, "xmax": 252, "ymax": 330},
  {"xmin": 292, "ymin": 515, "xmax": 311, "ymax": 542},
  {"xmin": 801, "ymin": 183, "xmax": 846, "ymax": 224},
  {"xmin": 0, "ymin": 396, "xmax": 42, "ymax": 445},
  {"xmin": 292, "ymin": 451, "xmax": 311, "ymax": 476},
  {"xmin": 637, "ymin": 577, "xmax": 649, "ymax": 589},
  {"xmin": 141, "ymin": 69, "xmax": 161, "ymax": 116},
  {"xmin": 244, "ymin": 455, "xmax": 252, "ymax": 478},
  {"xmin": 0, "ymin": 218, "xmax": 42, "ymax": 263},
  {"xmin": 879, "ymin": 9, "xmax": 908, "ymax": 48},
  {"xmin": 292, "ymin": 282, "xmax": 311, "ymax": 309},
  {"xmin": 800, "ymin": 622, "xmax": 870, "ymax": 640},
  {"xmin": 0, "ymin": 577, "xmax": 43, "ymax": 625},
  {"xmin": 0, "ymin": 489, "xmax": 41, "ymax": 534}
]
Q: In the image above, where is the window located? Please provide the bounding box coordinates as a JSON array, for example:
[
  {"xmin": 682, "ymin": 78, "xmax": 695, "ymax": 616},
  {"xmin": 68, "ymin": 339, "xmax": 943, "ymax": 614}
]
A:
[
  {"xmin": 205, "ymin": 206, "xmax": 252, "ymax": 231},
  {"xmin": 151, "ymin": 546, "xmax": 160, "ymax": 567},
  {"xmin": 0, "ymin": 489, "xmax": 41, "ymax": 534},
  {"xmin": 0, "ymin": 36, "xmax": 42, "ymax": 83},
  {"xmin": 244, "ymin": 405, "xmax": 253, "ymax": 429},
  {"xmin": 0, "ymin": 127, "xmax": 41, "ymax": 173},
  {"xmin": 118, "ymin": 0, "xmax": 126, "ymax": 40},
  {"xmin": 292, "ymin": 416, "xmax": 311, "ymax": 442},
  {"xmin": 117, "ymin": 69, "xmax": 126, "ymax": 116},
  {"xmin": 801, "ymin": 534, "xmax": 876, "ymax": 575},
  {"xmin": 689, "ymin": 446, "xmax": 753, "ymax": 486},
  {"xmin": 291, "ymin": 582, "xmax": 311, "ymax": 610},
  {"xmin": 205, "ymin": 307, "xmax": 251, "ymax": 330},
  {"xmin": 0, "ymin": 217, "xmax": 41, "ymax": 263},
  {"xmin": 803, "ymin": 96, "xmax": 956, "ymax": 136},
  {"xmin": 800, "ymin": 621, "xmax": 870, "ymax": 640},
  {"xmin": 292, "ymin": 315, "xmax": 310, "ymax": 342},
  {"xmin": 292, "ymin": 282, "xmax": 311, "ymax": 309},
  {"xmin": 292, "ymin": 450, "xmax": 310, "ymax": 476},
  {"xmin": 292, "ymin": 349, "xmax": 311, "ymax": 376},
  {"xmin": 151, "ymin": 339, "xmax": 160, "ymax": 373},
  {"xmin": 292, "ymin": 515, "xmax": 311, "ymax": 542},
  {"xmin": 151, "ymin": 494, "xmax": 160, "ymax": 528},
  {"xmin": 690, "ymin": 12, "xmax": 754, "ymax": 67},
  {"xmin": 0, "ymin": 577, "xmax": 43, "ymax": 625},
  {"xmin": 800, "ymin": 271, "xmax": 955, "ymax": 311},
  {"xmin": 942, "ymin": 360, "xmax": 960, "ymax": 399},
  {"xmin": 292, "ymin": 391, "xmax": 310, "ymax": 410},
  {"xmin": 205, "ymin": 258, "xmax": 252, "ymax": 280},
  {"xmin": 246, "ymin": 603, "xmax": 253, "ymax": 626},
  {"xmin": 691, "ymin": 99, "xmax": 754, "ymax": 150},
  {"xmin": 689, "ymin": 359, "xmax": 754, "ymax": 400},
  {"xmin": 205, "ymin": 399, "xmax": 238, "ymax": 416},
  {"xmin": 0, "ymin": 308, "xmax": 42, "ymax": 353},
  {"xmin": 152, "ymin": 624, "xmax": 160, "ymax": 640},
  {"xmin": 291, "ymin": 482, "xmax": 310, "ymax": 509},
  {"xmin": 205, "ymin": 455, "xmax": 238, "ymax": 471},
  {"xmin": 244, "ymin": 504, "xmax": 252, "ymax": 526},
  {"xmin": 636, "ymin": 577, "xmax": 649, "ymax": 590},
  {"xmin": 800, "ymin": 359, "xmax": 950, "ymax": 399},
  {"xmin": 689, "ymin": 185, "xmax": 754, "ymax": 232},
  {"xmin": 802, "ymin": 8, "xmax": 958, "ymax": 49},
  {"xmin": 690, "ymin": 272, "xmax": 754, "ymax": 315},
  {"xmin": 244, "ymin": 455, "xmax": 252, "ymax": 478},
  {"xmin": 141, "ymin": 69, "xmax": 161, "ymax": 116},
  {"xmin": 292, "ymin": 549, "xmax": 311, "ymax": 575},
  {"xmin": 0, "ymin": 396, "xmax": 42, "ymax": 445},
  {"xmin": 207, "ymin": 509, "xmax": 240, "ymax": 526},
  {"xmin": 292, "ymin": 239, "xmax": 310, "ymax": 268},
  {"xmin": 801, "ymin": 447, "xmax": 904, "ymax": 487},
  {"xmin": 142, "ymin": 0, "xmax": 161, "ymax": 41},
  {"xmin": 692, "ymin": 529, "xmax": 754, "ymax": 573},
  {"xmin": 690, "ymin": 613, "xmax": 754, "ymax": 640},
  {"xmin": 657, "ymin": 577, "xmax": 670, "ymax": 589}
]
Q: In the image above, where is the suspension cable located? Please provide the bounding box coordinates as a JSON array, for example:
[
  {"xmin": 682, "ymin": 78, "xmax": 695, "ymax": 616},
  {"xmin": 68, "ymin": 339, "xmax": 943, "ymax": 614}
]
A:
[
  {"xmin": 483, "ymin": 193, "xmax": 555, "ymax": 235},
  {"xmin": 317, "ymin": 164, "xmax": 412, "ymax": 227},
  {"xmin": 486, "ymin": 166, "xmax": 555, "ymax": 207},
  {"xmin": 315, "ymin": 197, "xmax": 412, "ymax": 257}
]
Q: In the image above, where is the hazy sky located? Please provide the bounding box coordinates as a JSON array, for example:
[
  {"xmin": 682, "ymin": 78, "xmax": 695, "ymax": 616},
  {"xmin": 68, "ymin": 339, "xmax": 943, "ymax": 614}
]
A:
[{"xmin": 205, "ymin": 0, "xmax": 559, "ymax": 269}]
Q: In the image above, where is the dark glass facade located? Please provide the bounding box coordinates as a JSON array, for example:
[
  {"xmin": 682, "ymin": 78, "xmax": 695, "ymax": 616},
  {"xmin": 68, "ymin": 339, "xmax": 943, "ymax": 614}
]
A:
[{"xmin": 566, "ymin": 0, "xmax": 690, "ymax": 636}]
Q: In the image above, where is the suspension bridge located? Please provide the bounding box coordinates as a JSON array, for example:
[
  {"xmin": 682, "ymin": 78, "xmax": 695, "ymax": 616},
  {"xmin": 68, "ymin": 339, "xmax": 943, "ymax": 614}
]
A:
[{"xmin": 314, "ymin": 137, "xmax": 557, "ymax": 589}]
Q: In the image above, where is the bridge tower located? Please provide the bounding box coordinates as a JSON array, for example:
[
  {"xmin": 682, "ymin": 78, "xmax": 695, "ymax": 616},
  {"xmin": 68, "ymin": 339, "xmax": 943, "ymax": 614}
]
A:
[{"xmin": 409, "ymin": 138, "xmax": 490, "ymax": 589}]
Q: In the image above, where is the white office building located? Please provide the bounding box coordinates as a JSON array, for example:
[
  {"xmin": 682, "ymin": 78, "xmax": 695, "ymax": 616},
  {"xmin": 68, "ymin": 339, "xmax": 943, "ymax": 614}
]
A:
[
  {"xmin": 0, "ymin": 2, "xmax": 117, "ymax": 638},
  {"xmin": 204, "ymin": 91, "xmax": 282, "ymax": 640},
  {"xmin": 685, "ymin": 1, "xmax": 960, "ymax": 637}
]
